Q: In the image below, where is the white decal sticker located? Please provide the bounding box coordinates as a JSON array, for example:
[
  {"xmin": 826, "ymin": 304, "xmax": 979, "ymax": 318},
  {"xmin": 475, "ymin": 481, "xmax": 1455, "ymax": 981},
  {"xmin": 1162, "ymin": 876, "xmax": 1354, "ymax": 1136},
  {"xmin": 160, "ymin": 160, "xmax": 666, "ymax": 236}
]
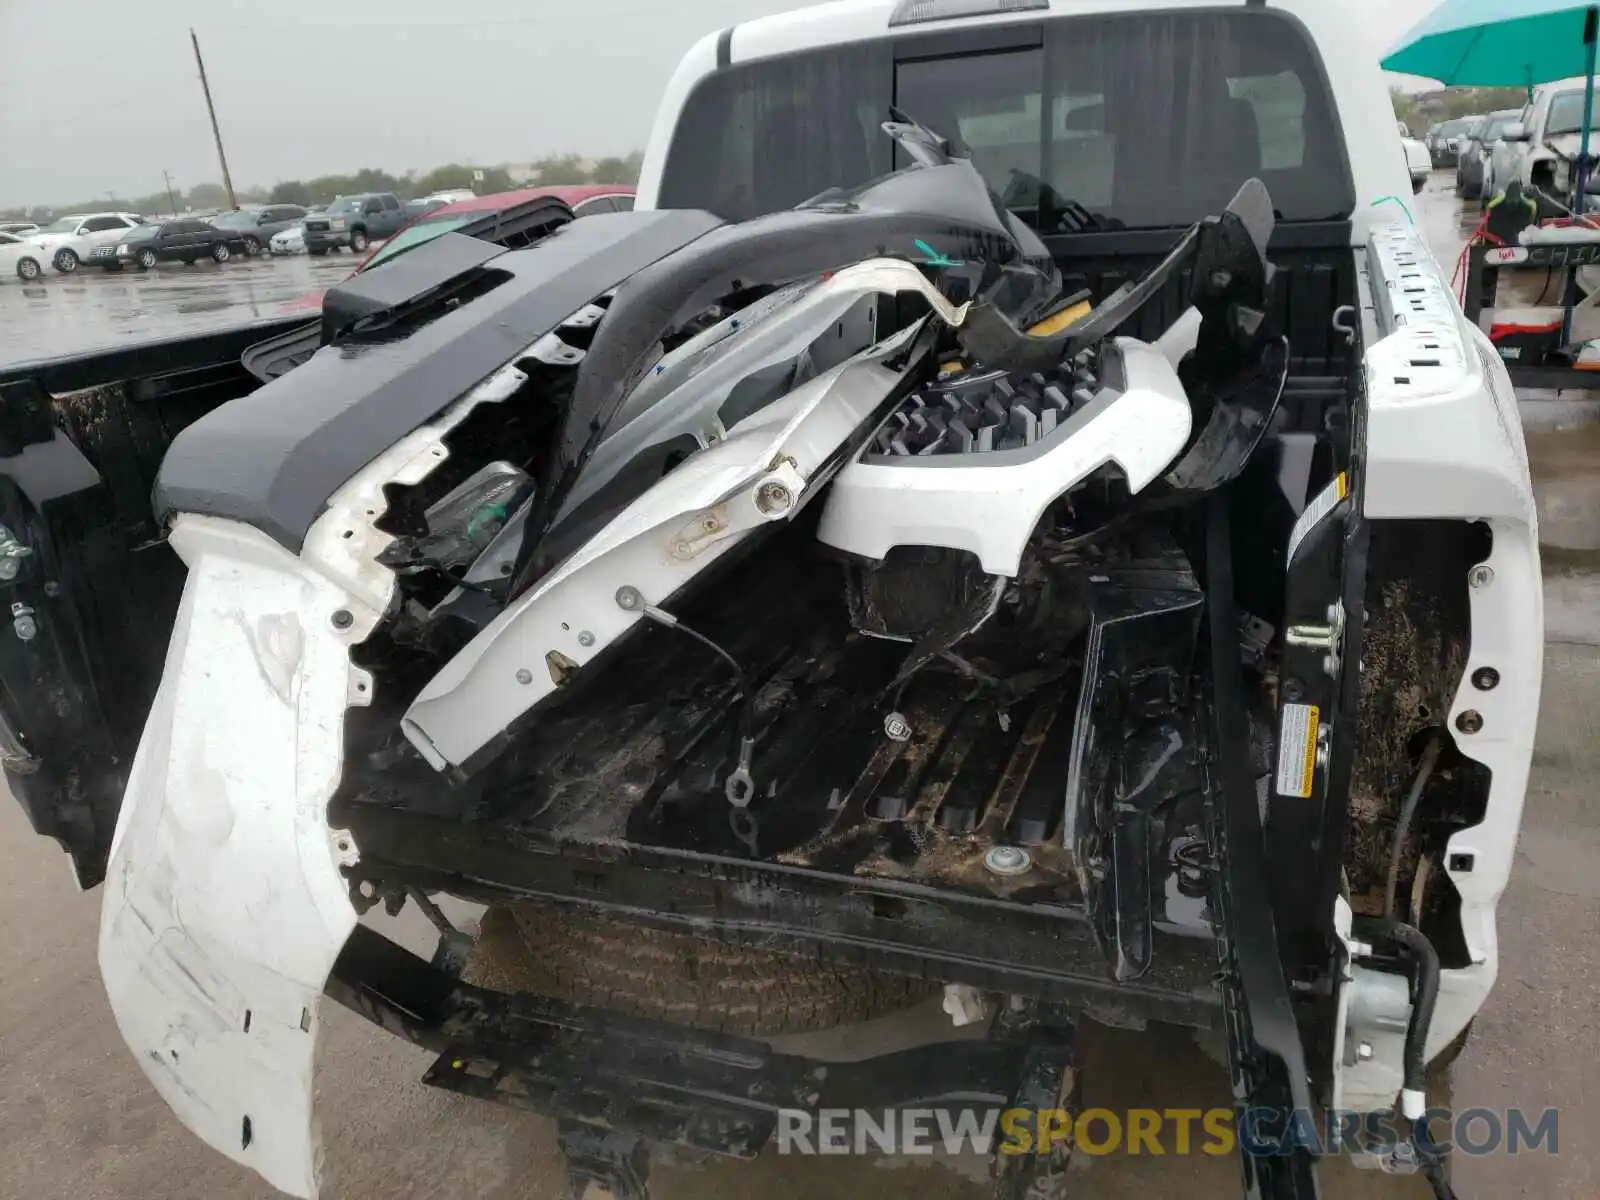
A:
[{"xmin": 1287, "ymin": 471, "xmax": 1348, "ymax": 565}]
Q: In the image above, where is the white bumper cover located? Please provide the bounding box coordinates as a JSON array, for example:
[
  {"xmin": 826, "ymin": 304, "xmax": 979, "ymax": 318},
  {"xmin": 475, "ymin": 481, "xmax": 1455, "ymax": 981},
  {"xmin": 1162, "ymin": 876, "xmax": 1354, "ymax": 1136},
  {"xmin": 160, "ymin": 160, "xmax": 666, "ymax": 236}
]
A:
[
  {"xmin": 98, "ymin": 514, "xmax": 365, "ymax": 1199},
  {"xmin": 1337, "ymin": 222, "xmax": 1543, "ymax": 1111}
]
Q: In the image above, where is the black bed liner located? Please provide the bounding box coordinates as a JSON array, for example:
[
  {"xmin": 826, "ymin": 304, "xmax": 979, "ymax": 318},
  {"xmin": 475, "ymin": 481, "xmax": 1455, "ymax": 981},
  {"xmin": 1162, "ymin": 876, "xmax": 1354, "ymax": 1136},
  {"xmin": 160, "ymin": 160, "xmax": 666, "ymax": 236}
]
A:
[{"xmin": 340, "ymin": 527, "xmax": 1222, "ymax": 1019}]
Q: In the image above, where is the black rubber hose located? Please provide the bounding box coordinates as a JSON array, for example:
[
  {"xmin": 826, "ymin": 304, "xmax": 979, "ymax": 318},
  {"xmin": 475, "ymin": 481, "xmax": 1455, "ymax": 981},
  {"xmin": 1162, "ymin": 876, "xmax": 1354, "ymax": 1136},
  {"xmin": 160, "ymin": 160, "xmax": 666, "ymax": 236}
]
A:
[
  {"xmin": 1385, "ymin": 734, "xmax": 1443, "ymax": 920},
  {"xmin": 1354, "ymin": 917, "xmax": 1440, "ymax": 1105}
]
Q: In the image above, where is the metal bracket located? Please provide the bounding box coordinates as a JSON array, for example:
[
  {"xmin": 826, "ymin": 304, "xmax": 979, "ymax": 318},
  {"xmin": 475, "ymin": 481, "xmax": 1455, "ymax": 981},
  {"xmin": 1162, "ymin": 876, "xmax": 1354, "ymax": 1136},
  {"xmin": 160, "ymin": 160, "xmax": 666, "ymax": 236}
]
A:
[{"xmin": 1284, "ymin": 601, "xmax": 1346, "ymax": 678}]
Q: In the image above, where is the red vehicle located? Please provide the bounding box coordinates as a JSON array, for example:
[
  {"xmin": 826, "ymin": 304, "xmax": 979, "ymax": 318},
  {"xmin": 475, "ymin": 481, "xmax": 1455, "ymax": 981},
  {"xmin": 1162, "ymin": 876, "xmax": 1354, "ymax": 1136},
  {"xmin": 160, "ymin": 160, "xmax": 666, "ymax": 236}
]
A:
[{"xmin": 282, "ymin": 184, "xmax": 636, "ymax": 313}]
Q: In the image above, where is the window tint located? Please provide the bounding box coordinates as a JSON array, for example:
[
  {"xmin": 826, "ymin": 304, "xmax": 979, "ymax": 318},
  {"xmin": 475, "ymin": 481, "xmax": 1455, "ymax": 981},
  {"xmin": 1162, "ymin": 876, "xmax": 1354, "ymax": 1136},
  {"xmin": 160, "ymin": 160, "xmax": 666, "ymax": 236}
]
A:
[
  {"xmin": 574, "ymin": 196, "xmax": 617, "ymax": 216},
  {"xmin": 612, "ymin": 194, "xmax": 635, "ymax": 212},
  {"xmin": 381, "ymin": 195, "xmax": 401, "ymax": 211},
  {"xmin": 659, "ymin": 11, "xmax": 1351, "ymax": 229},
  {"xmin": 81, "ymin": 216, "xmax": 125, "ymax": 233},
  {"xmin": 0, "ymin": 234, "xmax": 17, "ymax": 246},
  {"xmin": 658, "ymin": 40, "xmax": 894, "ymax": 218}
]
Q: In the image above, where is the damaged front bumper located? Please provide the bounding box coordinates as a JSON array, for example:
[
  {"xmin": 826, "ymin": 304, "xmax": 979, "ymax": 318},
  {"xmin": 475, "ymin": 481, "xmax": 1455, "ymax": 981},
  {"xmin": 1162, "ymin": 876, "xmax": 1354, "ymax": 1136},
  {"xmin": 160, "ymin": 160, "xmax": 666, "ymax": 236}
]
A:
[{"xmin": 97, "ymin": 514, "xmax": 370, "ymax": 1198}]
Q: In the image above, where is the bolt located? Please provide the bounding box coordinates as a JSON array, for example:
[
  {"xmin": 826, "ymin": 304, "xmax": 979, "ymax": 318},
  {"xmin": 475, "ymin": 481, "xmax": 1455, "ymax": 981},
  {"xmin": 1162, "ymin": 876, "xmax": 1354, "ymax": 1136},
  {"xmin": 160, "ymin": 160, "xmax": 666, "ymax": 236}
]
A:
[
  {"xmin": 985, "ymin": 845, "xmax": 1032, "ymax": 876},
  {"xmin": 883, "ymin": 712, "xmax": 913, "ymax": 742},
  {"xmin": 11, "ymin": 610, "xmax": 36, "ymax": 641},
  {"xmin": 1472, "ymin": 666, "xmax": 1500, "ymax": 691},
  {"xmin": 615, "ymin": 585, "xmax": 644, "ymax": 611},
  {"xmin": 1455, "ymin": 709, "xmax": 1484, "ymax": 735},
  {"xmin": 1282, "ymin": 677, "xmax": 1304, "ymax": 702},
  {"xmin": 331, "ymin": 609, "xmax": 354, "ymax": 629},
  {"xmin": 1357, "ymin": 1041, "xmax": 1374, "ymax": 1062},
  {"xmin": 0, "ymin": 559, "xmax": 17, "ymax": 582},
  {"xmin": 755, "ymin": 481, "xmax": 793, "ymax": 515},
  {"xmin": 1469, "ymin": 564, "xmax": 1494, "ymax": 589},
  {"xmin": 577, "ymin": 630, "xmax": 595, "ymax": 647},
  {"xmin": 515, "ymin": 668, "xmax": 533, "ymax": 685}
]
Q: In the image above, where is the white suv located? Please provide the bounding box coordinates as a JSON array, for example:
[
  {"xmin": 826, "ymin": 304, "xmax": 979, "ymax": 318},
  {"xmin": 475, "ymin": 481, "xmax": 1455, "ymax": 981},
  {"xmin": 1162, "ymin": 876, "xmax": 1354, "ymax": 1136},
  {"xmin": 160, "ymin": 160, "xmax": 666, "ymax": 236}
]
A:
[{"xmin": 25, "ymin": 211, "xmax": 147, "ymax": 274}]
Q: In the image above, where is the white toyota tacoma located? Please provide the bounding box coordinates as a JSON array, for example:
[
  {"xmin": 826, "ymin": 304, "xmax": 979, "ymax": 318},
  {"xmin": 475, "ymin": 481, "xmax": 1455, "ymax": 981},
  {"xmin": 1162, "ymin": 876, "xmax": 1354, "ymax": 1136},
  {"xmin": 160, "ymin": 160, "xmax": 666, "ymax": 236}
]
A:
[{"xmin": 0, "ymin": 2, "xmax": 1538, "ymax": 1199}]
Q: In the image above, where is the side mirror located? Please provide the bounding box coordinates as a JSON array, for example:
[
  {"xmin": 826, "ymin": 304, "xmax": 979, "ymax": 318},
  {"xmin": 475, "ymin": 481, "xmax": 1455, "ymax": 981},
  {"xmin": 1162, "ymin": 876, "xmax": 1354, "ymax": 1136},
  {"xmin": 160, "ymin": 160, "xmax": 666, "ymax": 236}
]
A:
[{"xmin": 1503, "ymin": 122, "xmax": 1529, "ymax": 142}]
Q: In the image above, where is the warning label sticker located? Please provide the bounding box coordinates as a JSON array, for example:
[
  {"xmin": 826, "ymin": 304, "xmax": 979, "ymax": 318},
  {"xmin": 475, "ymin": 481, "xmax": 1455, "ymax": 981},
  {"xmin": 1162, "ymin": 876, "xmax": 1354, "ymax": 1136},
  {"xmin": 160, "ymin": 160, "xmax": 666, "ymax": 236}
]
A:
[
  {"xmin": 1275, "ymin": 703, "xmax": 1320, "ymax": 799},
  {"xmin": 1286, "ymin": 471, "xmax": 1349, "ymax": 565}
]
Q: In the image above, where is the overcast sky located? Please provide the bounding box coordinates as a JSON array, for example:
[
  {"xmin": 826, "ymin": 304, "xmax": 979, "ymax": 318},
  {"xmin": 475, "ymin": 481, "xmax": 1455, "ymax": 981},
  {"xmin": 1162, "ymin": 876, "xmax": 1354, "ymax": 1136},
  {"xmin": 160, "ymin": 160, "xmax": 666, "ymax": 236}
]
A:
[{"xmin": 0, "ymin": 0, "xmax": 1442, "ymax": 208}]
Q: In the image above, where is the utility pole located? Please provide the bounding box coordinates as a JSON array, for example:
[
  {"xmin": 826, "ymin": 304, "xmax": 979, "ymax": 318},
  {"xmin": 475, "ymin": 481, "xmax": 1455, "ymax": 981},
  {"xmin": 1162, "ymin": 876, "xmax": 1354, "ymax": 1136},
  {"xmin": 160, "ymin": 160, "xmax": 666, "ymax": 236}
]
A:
[
  {"xmin": 162, "ymin": 170, "xmax": 180, "ymax": 217},
  {"xmin": 190, "ymin": 28, "xmax": 238, "ymax": 210}
]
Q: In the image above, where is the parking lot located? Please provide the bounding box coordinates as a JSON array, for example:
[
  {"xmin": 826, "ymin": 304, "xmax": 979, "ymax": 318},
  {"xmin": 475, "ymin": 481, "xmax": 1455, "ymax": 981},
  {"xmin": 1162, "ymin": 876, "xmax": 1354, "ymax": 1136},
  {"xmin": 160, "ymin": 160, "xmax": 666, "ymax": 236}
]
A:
[
  {"xmin": 0, "ymin": 175, "xmax": 1596, "ymax": 1199},
  {"xmin": 0, "ymin": 248, "xmax": 368, "ymax": 367}
]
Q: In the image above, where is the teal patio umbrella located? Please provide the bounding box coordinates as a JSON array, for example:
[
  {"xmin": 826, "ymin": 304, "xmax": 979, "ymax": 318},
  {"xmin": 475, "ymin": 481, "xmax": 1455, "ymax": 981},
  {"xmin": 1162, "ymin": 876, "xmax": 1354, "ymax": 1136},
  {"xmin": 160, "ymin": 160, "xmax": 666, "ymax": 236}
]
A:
[{"xmin": 1383, "ymin": 0, "xmax": 1600, "ymax": 195}]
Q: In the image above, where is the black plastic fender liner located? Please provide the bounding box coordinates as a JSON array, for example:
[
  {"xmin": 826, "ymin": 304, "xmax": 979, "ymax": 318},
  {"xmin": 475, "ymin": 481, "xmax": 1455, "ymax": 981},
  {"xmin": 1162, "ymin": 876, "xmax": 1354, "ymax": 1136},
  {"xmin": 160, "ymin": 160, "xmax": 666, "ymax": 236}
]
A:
[
  {"xmin": 1205, "ymin": 497, "xmax": 1322, "ymax": 1200},
  {"xmin": 154, "ymin": 210, "xmax": 726, "ymax": 551}
]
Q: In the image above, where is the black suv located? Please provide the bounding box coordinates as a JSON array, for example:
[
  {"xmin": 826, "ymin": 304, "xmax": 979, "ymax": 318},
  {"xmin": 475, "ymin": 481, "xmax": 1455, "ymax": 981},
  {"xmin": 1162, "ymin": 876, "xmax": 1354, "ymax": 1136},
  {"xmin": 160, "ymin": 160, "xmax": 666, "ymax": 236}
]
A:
[{"xmin": 114, "ymin": 219, "xmax": 241, "ymax": 269}]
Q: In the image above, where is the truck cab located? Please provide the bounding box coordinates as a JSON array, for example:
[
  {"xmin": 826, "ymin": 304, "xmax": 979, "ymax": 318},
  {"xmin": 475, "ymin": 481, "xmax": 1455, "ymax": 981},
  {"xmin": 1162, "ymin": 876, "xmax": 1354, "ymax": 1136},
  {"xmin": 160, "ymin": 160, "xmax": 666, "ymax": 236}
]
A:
[{"xmin": 0, "ymin": 4, "xmax": 1537, "ymax": 1200}]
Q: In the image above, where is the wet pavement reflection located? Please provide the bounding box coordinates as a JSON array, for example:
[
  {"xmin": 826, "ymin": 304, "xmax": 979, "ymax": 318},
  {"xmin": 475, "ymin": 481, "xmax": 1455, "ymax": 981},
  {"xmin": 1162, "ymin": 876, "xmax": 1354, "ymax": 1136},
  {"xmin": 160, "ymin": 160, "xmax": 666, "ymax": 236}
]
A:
[{"xmin": 0, "ymin": 249, "xmax": 363, "ymax": 367}]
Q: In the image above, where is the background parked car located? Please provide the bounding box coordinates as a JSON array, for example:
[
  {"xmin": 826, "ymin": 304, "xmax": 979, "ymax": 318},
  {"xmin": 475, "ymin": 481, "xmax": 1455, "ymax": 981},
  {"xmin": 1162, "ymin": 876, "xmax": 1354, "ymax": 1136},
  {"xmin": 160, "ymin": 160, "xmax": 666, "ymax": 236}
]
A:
[
  {"xmin": 1397, "ymin": 121, "xmax": 1431, "ymax": 194},
  {"xmin": 0, "ymin": 231, "xmax": 49, "ymax": 282},
  {"xmin": 0, "ymin": 222, "xmax": 39, "ymax": 237},
  {"xmin": 114, "ymin": 219, "xmax": 241, "ymax": 269},
  {"xmin": 24, "ymin": 212, "xmax": 147, "ymax": 273},
  {"xmin": 1489, "ymin": 76, "xmax": 1600, "ymax": 217},
  {"xmin": 404, "ymin": 197, "xmax": 448, "ymax": 221},
  {"xmin": 1457, "ymin": 108, "xmax": 1520, "ymax": 201},
  {"xmin": 210, "ymin": 205, "xmax": 309, "ymax": 256},
  {"xmin": 1430, "ymin": 116, "xmax": 1478, "ymax": 168},
  {"xmin": 269, "ymin": 223, "xmax": 307, "ymax": 256},
  {"xmin": 303, "ymin": 192, "xmax": 407, "ymax": 254},
  {"xmin": 283, "ymin": 184, "xmax": 635, "ymax": 313}
]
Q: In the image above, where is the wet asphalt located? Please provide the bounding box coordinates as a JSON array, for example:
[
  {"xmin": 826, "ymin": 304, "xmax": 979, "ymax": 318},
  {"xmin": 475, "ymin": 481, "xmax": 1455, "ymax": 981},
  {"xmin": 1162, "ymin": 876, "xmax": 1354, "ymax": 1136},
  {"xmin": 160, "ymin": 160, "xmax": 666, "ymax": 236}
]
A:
[
  {"xmin": 0, "ymin": 247, "xmax": 366, "ymax": 367},
  {"xmin": 0, "ymin": 176, "xmax": 1596, "ymax": 1198}
]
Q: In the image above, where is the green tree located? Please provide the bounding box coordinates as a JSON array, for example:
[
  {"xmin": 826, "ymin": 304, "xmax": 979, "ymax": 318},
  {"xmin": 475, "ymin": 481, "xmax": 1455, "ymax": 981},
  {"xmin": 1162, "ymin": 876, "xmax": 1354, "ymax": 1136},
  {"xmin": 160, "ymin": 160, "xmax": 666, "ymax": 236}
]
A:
[
  {"xmin": 590, "ymin": 156, "xmax": 634, "ymax": 185},
  {"xmin": 531, "ymin": 154, "xmax": 590, "ymax": 185},
  {"xmin": 270, "ymin": 180, "xmax": 313, "ymax": 206},
  {"xmin": 1391, "ymin": 87, "xmax": 1422, "ymax": 135}
]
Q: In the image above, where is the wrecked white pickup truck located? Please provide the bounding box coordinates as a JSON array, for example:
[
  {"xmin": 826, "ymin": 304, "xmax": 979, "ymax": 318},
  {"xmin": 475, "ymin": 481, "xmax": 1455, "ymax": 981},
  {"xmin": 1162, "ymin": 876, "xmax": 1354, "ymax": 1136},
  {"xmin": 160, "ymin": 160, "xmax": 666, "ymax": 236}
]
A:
[{"xmin": 0, "ymin": 3, "xmax": 1539, "ymax": 1199}]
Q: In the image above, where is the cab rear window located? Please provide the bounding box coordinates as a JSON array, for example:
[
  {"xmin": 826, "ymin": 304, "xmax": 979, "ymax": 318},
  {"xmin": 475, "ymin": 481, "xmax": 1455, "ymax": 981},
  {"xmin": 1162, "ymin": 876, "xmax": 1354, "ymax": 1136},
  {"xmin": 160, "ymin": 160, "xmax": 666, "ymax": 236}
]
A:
[{"xmin": 658, "ymin": 9, "xmax": 1353, "ymax": 230}]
